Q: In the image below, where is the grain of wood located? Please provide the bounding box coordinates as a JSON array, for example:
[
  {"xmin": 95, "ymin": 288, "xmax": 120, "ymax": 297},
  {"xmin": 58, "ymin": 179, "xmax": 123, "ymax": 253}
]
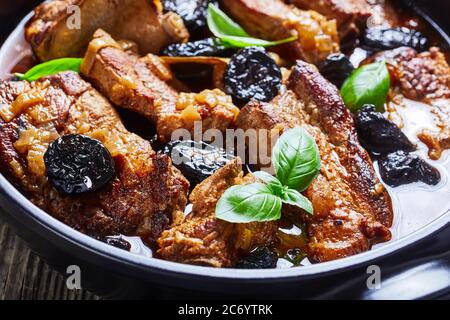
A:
[{"xmin": 0, "ymin": 216, "xmax": 99, "ymax": 300}]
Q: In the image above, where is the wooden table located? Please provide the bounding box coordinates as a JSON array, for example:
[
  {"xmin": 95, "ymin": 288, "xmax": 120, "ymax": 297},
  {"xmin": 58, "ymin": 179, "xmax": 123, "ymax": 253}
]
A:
[{"xmin": 0, "ymin": 216, "xmax": 99, "ymax": 300}]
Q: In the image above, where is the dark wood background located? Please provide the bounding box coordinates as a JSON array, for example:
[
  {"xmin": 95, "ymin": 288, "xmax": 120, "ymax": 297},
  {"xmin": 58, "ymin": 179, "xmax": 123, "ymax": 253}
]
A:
[
  {"xmin": 0, "ymin": 0, "xmax": 99, "ymax": 300},
  {"xmin": 0, "ymin": 217, "xmax": 99, "ymax": 300}
]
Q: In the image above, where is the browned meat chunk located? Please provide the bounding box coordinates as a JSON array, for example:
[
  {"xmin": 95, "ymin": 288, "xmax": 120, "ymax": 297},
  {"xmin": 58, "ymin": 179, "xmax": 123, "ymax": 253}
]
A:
[
  {"xmin": 289, "ymin": 0, "xmax": 411, "ymax": 41},
  {"xmin": 370, "ymin": 47, "xmax": 450, "ymax": 159},
  {"xmin": 287, "ymin": 0, "xmax": 371, "ymax": 40},
  {"xmin": 157, "ymin": 159, "xmax": 279, "ymax": 267},
  {"xmin": 381, "ymin": 47, "xmax": 450, "ymax": 104},
  {"xmin": 81, "ymin": 30, "xmax": 240, "ymax": 142},
  {"xmin": 25, "ymin": 0, "xmax": 189, "ymax": 61},
  {"xmin": 236, "ymin": 61, "xmax": 393, "ymax": 262},
  {"xmin": 220, "ymin": 0, "xmax": 339, "ymax": 64},
  {"xmin": 0, "ymin": 72, "xmax": 189, "ymax": 241}
]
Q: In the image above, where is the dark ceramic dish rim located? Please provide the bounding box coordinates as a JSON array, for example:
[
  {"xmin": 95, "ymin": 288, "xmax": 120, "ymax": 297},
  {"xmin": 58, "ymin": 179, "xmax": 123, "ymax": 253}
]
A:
[{"xmin": 0, "ymin": 4, "xmax": 449, "ymax": 283}]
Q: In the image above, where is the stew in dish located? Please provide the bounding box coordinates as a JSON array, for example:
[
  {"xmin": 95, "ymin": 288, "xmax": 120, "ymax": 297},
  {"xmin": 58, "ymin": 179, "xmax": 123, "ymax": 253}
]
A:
[{"xmin": 0, "ymin": 0, "xmax": 448, "ymax": 269}]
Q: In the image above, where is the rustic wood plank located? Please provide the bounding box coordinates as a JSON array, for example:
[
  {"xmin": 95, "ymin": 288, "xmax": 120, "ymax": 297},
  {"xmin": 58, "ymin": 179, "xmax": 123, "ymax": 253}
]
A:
[{"xmin": 0, "ymin": 216, "xmax": 99, "ymax": 300}]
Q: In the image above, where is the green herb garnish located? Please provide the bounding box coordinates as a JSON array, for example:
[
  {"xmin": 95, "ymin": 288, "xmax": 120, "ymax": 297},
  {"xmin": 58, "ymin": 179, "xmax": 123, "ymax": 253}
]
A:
[
  {"xmin": 207, "ymin": 4, "xmax": 297, "ymax": 49},
  {"xmin": 215, "ymin": 183, "xmax": 283, "ymax": 223},
  {"xmin": 340, "ymin": 61, "xmax": 390, "ymax": 112},
  {"xmin": 272, "ymin": 126, "xmax": 321, "ymax": 192},
  {"xmin": 16, "ymin": 58, "xmax": 83, "ymax": 82},
  {"xmin": 216, "ymin": 127, "xmax": 320, "ymax": 223}
]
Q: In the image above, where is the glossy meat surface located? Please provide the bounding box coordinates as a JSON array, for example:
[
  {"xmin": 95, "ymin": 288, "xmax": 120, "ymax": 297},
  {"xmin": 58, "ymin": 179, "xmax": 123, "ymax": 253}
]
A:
[
  {"xmin": 81, "ymin": 30, "xmax": 239, "ymax": 142},
  {"xmin": 382, "ymin": 47, "xmax": 450, "ymax": 103},
  {"xmin": 25, "ymin": 0, "xmax": 189, "ymax": 61},
  {"xmin": 157, "ymin": 159, "xmax": 279, "ymax": 267},
  {"xmin": 288, "ymin": 0, "xmax": 371, "ymax": 40},
  {"xmin": 220, "ymin": 0, "xmax": 339, "ymax": 64},
  {"xmin": 0, "ymin": 72, "xmax": 189, "ymax": 241},
  {"xmin": 236, "ymin": 61, "xmax": 393, "ymax": 262}
]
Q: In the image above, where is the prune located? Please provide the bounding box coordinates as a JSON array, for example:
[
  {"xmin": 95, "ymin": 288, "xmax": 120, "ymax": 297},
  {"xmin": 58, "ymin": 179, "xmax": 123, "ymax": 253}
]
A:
[
  {"xmin": 160, "ymin": 140, "xmax": 235, "ymax": 186},
  {"xmin": 105, "ymin": 236, "xmax": 132, "ymax": 251},
  {"xmin": 363, "ymin": 27, "xmax": 429, "ymax": 52},
  {"xmin": 161, "ymin": 38, "xmax": 234, "ymax": 57},
  {"xmin": 355, "ymin": 105, "xmax": 415, "ymax": 156},
  {"xmin": 319, "ymin": 53, "xmax": 355, "ymax": 88},
  {"xmin": 379, "ymin": 151, "xmax": 441, "ymax": 187},
  {"xmin": 235, "ymin": 247, "xmax": 278, "ymax": 269},
  {"xmin": 163, "ymin": 0, "xmax": 218, "ymax": 32},
  {"xmin": 224, "ymin": 47, "xmax": 282, "ymax": 104},
  {"xmin": 44, "ymin": 134, "xmax": 115, "ymax": 195}
]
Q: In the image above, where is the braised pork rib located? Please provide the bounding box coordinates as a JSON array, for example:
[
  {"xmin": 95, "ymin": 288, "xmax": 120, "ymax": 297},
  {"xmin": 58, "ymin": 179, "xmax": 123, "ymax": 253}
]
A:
[
  {"xmin": 81, "ymin": 29, "xmax": 239, "ymax": 142},
  {"xmin": 25, "ymin": 0, "xmax": 189, "ymax": 61},
  {"xmin": 0, "ymin": 72, "xmax": 189, "ymax": 241},
  {"xmin": 220, "ymin": 0, "xmax": 340, "ymax": 64},
  {"xmin": 369, "ymin": 47, "xmax": 450, "ymax": 160},
  {"xmin": 237, "ymin": 61, "xmax": 393, "ymax": 262},
  {"xmin": 157, "ymin": 159, "xmax": 280, "ymax": 267},
  {"xmin": 287, "ymin": 0, "xmax": 371, "ymax": 39}
]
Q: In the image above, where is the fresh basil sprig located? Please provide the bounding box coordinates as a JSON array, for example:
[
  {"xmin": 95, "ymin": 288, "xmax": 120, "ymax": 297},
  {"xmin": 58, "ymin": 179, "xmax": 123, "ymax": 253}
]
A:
[
  {"xmin": 252, "ymin": 171, "xmax": 313, "ymax": 213},
  {"xmin": 216, "ymin": 127, "xmax": 320, "ymax": 223},
  {"xmin": 340, "ymin": 61, "xmax": 390, "ymax": 112},
  {"xmin": 272, "ymin": 127, "xmax": 321, "ymax": 192},
  {"xmin": 16, "ymin": 58, "xmax": 83, "ymax": 82},
  {"xmin": 216, "ymin": 183, "xmax": 283, "ymax": 223},
  {"xmin": 281, "ymin": 188, "xmax": 314, "ymax": 214},
  {"xmin": 207, "ymin": 4, "xmax": 297, "ymax": 49}
]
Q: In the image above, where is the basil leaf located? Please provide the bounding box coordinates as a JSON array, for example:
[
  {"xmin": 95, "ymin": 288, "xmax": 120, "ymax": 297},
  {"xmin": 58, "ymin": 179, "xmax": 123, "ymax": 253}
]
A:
[
  {"xmin": 207, "ymin": 3, "xmax": 249, "ymax": 38},
  {"xmin": 281, "ymin": 188, "xmax": 313, "ymax": 215},
  {"xmin": 216, "ymin": 183, "xmax": 282, "ymax": 223},
  {"xmin": 252, "ymin": 170, "xmax": 280, "ymax": 186},
  {"xmin": 216, "ymin": 128, "xmax": 321, "ymax": 223},
  {"xmin": 253, "ymin": 171, "xmax": 314, "ymax": 214},
  {"xmin": 340, "ymin": 61, "xmax": 390, "ymax": 112},
  {"xmin": 252, "ymin": 171, "xmax": 285, "ymax": 197},
  {"xmin": 219, "ymin": 35, "xmax": 298, "ymax": 49},
  {"xmin": 16, "ymin": 58, "xmax": 83, "ymax": 82},
  {"xmin": 207, "ymin": 4, "xmax": 297, "ymax": 48},
  {"xmin": 272, "ymin": 127, "xmax": 321, "ymax": 192}
]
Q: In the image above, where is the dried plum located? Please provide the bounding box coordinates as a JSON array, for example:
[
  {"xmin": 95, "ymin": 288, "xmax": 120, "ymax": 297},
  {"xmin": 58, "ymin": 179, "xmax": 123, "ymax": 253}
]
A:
[
  {"xmin": 235, "ymin": 247, "xmax": 278, "ymax": 269},
  {"xmin": 160, "ymin": 140, "xmax": 235, "ymax": 186},
  {"xmin": 355, "ymin": 105, "xmax": 415, "ymax": 156},
  {"xmin": 319, "ymin": 53, "xmax": 355, "ymax": 88},
  {"xmin": 379, "ymin": 151, "xmax": 441, "ymax": 187},
  {"xmin": 363, "ymin": 27, "xmax": 429, "ymax": 52},
  {"xmin": 163, "ymin": 0, "xmax": 217, "ymax": 32},
  {"xmin": 161, "ymin": 38, "xmax": 234, "ymax": 57},
  {"xmin": 224, "ymin": 47, "xmax": 282, "ymax": 104},
  {"xmin": 44, "ymin": 134, "xmax": 115, "ymax": 195}
]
